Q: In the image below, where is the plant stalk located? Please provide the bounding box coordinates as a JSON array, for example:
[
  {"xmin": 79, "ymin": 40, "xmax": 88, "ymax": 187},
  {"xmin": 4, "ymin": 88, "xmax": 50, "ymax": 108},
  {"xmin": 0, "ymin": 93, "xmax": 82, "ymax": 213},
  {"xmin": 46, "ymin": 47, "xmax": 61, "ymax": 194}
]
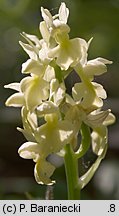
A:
[{"xmin": 64, "ymin": 144, "xmax": 80, "ymax": 200}]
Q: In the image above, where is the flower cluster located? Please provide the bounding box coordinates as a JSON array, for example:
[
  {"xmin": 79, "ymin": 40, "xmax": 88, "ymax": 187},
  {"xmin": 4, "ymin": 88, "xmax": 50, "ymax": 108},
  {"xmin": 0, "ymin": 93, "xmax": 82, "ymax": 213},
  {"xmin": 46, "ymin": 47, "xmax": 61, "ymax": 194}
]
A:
[{"xmin": 5, "ymin": 2, "xmax": 115, "ymax": 187}]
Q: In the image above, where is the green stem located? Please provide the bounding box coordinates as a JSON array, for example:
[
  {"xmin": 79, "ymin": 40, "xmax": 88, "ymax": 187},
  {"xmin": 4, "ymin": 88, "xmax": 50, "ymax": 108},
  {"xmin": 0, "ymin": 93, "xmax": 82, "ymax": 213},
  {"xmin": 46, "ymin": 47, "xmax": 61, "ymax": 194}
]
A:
[{"xmin": 64, "ymin": 144, "xmax": 80, "ymax": 200}]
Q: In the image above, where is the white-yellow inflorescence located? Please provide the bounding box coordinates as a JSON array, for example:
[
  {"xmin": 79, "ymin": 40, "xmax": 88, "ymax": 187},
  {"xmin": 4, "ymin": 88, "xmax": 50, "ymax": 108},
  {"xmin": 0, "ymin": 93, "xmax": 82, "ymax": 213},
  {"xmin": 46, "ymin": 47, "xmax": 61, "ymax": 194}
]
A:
[{"xmin": 5, "ymin": 2, "xmax": 115, "ymax": 186}]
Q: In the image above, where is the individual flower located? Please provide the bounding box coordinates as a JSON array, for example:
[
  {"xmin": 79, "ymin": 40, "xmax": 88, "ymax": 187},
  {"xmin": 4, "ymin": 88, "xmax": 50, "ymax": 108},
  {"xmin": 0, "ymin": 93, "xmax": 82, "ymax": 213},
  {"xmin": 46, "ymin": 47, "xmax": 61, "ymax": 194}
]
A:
[
  {"xmin": 40, "ymin": 2, "xmax": 88, "ymax": 71},
  {"xmin": 20, "ymin": 32, "xmax": 53, "ymax": 65},
  {"xmin": 5, "ymin": 59, "xmax": 55, "ymax": 112},
  {"xmin": 20, "ymin": 75, "xmax": 49, "ymax": 112},
  {"xmin": 65, "ymin": 96, "xmax": 113, "ymax": 130},
  {"xmin": 18, "ymin": 112, "xmax": 75, "ymax": 184},
  {"xmin": 40, "ymin": 2, "xmax": 70, "ymax": 40},
  {"xmin": 35, "ymin": 113, "xmax": 75, "ymax": 157},
  {"xmin": 5, "ymin": 75, "xmax": 49, "ymax": 112},
  {"xmin": 18, "ymin": 141, "xmax": 56, "ymax": 185},
  {"xmin": 48, "ymin": 36, "xmax": 84, "ymax": 70},
  {"xmin": 75, "ymin": 39, "xmax": 112, "ymax": 81},
  {"xmin": 83, "ymin": 57, "xmax": 112, "ymax": 81},
  {"xmin": 64, "ymin": 92, "xmax": 115, "ymax": 158},
  {"xmin": 72, "ymin": 81, "xmax": 107, "ymax": 111},
  {"xmin": 79, "ymin": 111, "xmax": 115, "ymax": 189}
]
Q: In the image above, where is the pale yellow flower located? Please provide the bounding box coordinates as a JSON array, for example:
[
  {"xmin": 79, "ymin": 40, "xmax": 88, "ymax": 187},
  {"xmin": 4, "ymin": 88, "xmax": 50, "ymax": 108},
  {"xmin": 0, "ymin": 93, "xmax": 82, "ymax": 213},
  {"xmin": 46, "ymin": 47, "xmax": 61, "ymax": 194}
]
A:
[
  {"xmin": 18, "ymin": 141, "xmax": 55, "ymax": 185},
  {"xmin": 40, "ymin": 2, "xmax": 70, "ymax": 38},
  {"xmin": 20, "ymin": 75, "xmax": 49, "ymax": 112},
  {"xmin": 18, "ymin": 112, "xmax": 75, "ymax": 184},
  {"xmin": 83, "ymin": 57, "xmax": 112, "ymax": 81},
  {"xmin": 72, "ymin": 81, "xmax": 107, "ymax": 111},
  {"xmin": 35, "ymin": 113, "xmax": 74, "ymax": 157},
  {"xmin": 48, "ymin": 36, "xmax": 84, "ymax": 70}
]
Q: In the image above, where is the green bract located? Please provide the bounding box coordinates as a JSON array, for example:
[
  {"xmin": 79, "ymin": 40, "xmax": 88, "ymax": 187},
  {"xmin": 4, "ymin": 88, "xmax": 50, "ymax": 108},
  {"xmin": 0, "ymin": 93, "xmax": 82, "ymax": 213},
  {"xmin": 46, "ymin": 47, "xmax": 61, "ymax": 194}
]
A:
[{"xmin": 5, "ymin": 2, "xmax": 115, "ymax": 187}]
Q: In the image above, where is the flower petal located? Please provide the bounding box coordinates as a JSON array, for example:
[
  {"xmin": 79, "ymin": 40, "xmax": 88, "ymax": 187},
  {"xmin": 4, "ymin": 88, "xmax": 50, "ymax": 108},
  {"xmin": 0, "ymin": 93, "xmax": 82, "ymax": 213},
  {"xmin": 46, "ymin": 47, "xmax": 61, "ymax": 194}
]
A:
[
  {"xmin": 19, "ymin": 41, "xmax": 38, "ymax": 60},
  {"xmin": 4, "ymin": 83, "xmax": 20, "ymax": 91},
  {"xmin": 34, "ymin": 159, "xmax": 55, "ymax": 185},
  {"xmin": 18, "ymin": 142, "xmax": 40, "ymax": 160},
  {"xmin": 93, "ymin": 82, "xmax": 107, "ymax": 99},
  {"xmin": 37, "ymin": 101, "xmax": 58, "ymax": 116},
  {"xmin": 41, "ymin": 7, "xmax": 53, "ymax": 28},
  {"xmin": 79, "ymin": 38, "xmax": 88, "ymax": 66},
  {"xmin": 65, "ymin": 94, "xmax": 75, "ymax": 106},
  {"xmin": 72, "ymin": 81, "xmax": 106, "ymax": 110},
  {"xmin": 103, "ymin": 112, "xmax": 116, "ymax": 126},
  {"xmin": 39, "ymin": 21, "xmax": 50, "ymax": 43},
  {"xmin": 84, "ymin": 58, "xmax": 112, "ymax": 80},
  {"xmin": 86, "ymin": 110, "xmax": 110, "ymax": 128},
  {"xmin": 18, "ymin": 107, "xmax": 37, "ymax": 142},
  {"xmin": 63, "ymin": 38, "xmax": 82, "ymax": 70},
  {"xmin": 53, "ymin": 82, "xmax": 66, "ymax": 106},
  {"xmin": 65, "ymin": 105, "xmax": 85, "ymax": 133},
  {"xmin": 97, "ymin": 57, "xmax": 112, "ymax": 65},
  {"xmin": 22, "ymin": 59, "xmax": 45, "ymax": 76},
  {"xmin": 35, "ymin": 124, "xmax": 62, "ymax": 156},
  {"xmin": 59, "ymin": 2, "xmax": 69, "ymax": 24},
  {"xmin": 39, "ymin": 39, "xmax": 52, "ymax": 62},
  {"xmin": 43, "ymin": 65, "xmax": 55, "ymax": 82},
  {"xmin": 21, "ymin": 32, "xmax": 41, "ymax": 47},
  {"xmin": 35, "ymin": 115, "xmax": 74, "ymax": 157},
  {"xmin": 49, "ymin": 79, "xmax": 66, "ymax": 105},
  {"xmin": 72, "ymin": 82, "xmax": 84, "ymax": 102},
  {"xmin": 5, "ymin": 93, "xmax": 24, "ymax": 107},
  {"xmin": 21, "ymin": 76, "xmax": 49, "ymax": 111},
  {"xmin": 58, "ymin": 120, "xmax": 74, "ymax": 144},
  {"xmin": 91, "ymin": 126, "xmax": 107, "ymax": 156},
  {"xmin": 21, "ymin": 106, "xmax": 37, "ymax": 131},
  {"xmin": 49, "ymin": 38, "xmax": 82, "ymax": 70}
]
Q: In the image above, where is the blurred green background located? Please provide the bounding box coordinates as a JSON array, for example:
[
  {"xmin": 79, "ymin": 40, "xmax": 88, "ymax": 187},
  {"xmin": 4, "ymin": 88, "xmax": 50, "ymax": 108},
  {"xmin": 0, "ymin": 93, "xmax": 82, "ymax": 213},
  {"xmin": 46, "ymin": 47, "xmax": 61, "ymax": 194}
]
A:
[{"xmin": 0, "ymin": 0, "xmax": 119, "ymax": 200}]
